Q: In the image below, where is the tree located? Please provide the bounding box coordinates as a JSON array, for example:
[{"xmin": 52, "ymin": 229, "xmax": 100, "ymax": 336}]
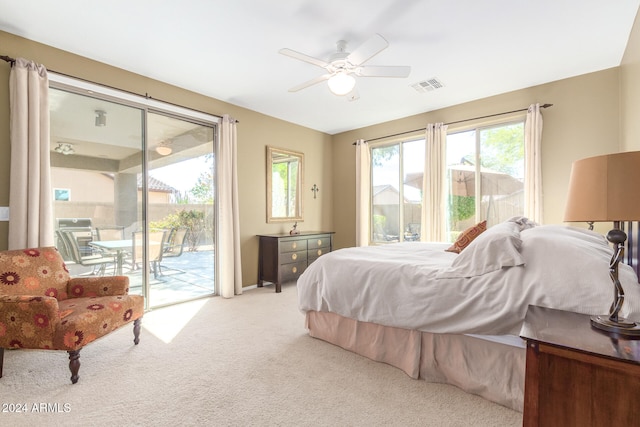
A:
[
  {"xmin": 177, "ymin": 209, "xmax": 206, "ymax": 252},
  {"xmin": 448, "ymin": 195, "xmax": 475, "ymax": 230},
  {"xmin": 149, "ymin": 209, "xmax": 206, "ymax": 252},
  {"xmin": 189, "ymin": 171, "xmax": 214, "ymax": 203},
  {"xmin": 188, "ymin": 154, "xmax": 215, "ymax": 203},
  {"xmin": 479, "ymin": 124, "xmax": 524, "ymax": 177},
  {"xmin": 371, "ymin": 144, "xmax": 398, "ymax": 167}
]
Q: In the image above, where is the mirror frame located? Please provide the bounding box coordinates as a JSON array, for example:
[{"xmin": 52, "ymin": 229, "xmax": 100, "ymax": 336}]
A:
[{"xmin": 266, "ymin": 146, "xmax": 304, "ymax": 223}]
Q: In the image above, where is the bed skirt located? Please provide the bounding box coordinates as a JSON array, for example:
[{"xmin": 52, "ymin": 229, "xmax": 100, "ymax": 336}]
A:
[{"xmin": 305, "ymin": 310, "xmax": 525, "ymax": 412}]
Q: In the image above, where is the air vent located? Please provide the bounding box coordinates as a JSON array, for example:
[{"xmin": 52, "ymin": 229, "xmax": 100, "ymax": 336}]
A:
[{"xmin": 411, "ymin": 77, "xmax": 445, "ymax": 93}]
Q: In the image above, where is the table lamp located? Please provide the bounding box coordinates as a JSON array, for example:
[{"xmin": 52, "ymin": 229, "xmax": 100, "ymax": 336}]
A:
[{"xmin": 564, "ymin": 151, "xmax": 640, "ymax": 336}]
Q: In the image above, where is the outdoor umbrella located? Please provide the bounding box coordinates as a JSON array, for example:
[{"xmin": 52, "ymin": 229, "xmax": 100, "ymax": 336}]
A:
[{"xmin": 404, "ymin": 164, "xmax": 523, "ymax": 197}]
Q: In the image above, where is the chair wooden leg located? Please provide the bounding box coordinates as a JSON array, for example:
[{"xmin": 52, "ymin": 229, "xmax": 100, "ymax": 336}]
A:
[
  {"xmin": 0, "ymin": 347, "xmax": 4, "ymax": 378},
  {"xmin": 133, "ymin": 318, "xmax": 142, "ymax": 345},
  {"xmin": 68, "ymin": 349, "xmax": 81, "ymax": 384}
]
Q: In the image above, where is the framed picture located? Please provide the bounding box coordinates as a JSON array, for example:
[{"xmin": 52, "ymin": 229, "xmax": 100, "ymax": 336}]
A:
[{"xmin": 54, "ymin": 188, "xmax": 71, "ymax": 202}]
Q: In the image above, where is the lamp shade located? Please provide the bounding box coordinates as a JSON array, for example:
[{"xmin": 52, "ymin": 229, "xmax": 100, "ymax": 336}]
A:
[{"xmin": 564, "ymin": 151, "xmax": 640, "ymax": 222}]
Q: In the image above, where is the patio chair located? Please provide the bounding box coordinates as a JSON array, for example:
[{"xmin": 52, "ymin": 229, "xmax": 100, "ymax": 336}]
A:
[
  {"xmin": 131, "ymin": 230, "xmax": 167, "ymax": 279},
  {"xmin": 96, "ymin": 226, "xmax": 125, "ymax": 241},
  {"xmin": 0, "ymin": 247, "xmax": 144, "ymax": 383},
  {"xmin": 54, "ymin": 229, "xmax": 72, "ymax": 262},
  {"xmin": 60, "ymin": 230, "xmax": 116, "ymax": 276},
  {"xmin": 159, "ymin": 228, "xmax": 188, "ymax": 275},
  {"xmin": 164, "ymin": 228, "xmax": 188, "ymax": 257},
  {"xmin": 95, "ymin": 226, "xmax": 129, "ymax": 261}
]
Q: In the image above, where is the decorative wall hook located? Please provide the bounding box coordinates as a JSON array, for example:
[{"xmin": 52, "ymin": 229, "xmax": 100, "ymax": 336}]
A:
[{"xmin": 311, "ymin": 184, "xmax": 319, "ymax": 199}]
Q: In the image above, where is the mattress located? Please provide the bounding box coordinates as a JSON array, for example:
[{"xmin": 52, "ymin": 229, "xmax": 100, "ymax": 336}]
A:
[{"xmin": 299, "ymin": 225, "xmax": 640, "ymax": 336}]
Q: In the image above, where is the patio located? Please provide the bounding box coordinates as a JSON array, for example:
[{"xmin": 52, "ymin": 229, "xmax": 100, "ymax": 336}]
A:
[{"xmin": 67, "ymin": 248, "xmax": 215, "ymax": 308}]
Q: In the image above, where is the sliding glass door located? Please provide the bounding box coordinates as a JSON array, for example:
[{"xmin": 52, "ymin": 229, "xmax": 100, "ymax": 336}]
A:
[
  {"xmin": 49, "ymin": 82, "xmax": 217, "ymax": 308},
  {"xmin": 145, "ymin": 111, "xmax": 215, "ymax": 307}
]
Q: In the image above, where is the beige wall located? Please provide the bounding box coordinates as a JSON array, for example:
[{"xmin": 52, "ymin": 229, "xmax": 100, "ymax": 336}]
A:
[
  {"xmin": 0, "ymin": 31, "xmax": 333, "ymax": 287},
  {"xmin": 621, "ymin": 11, "xmax": 640, "ymax": 152},
  {"xmin": 331, "ymin": 68, "xmax": 622, "ymax": 249},
  {"xmin": 53, "ymin": 168, "xmax": 115, "ymax": 203}
]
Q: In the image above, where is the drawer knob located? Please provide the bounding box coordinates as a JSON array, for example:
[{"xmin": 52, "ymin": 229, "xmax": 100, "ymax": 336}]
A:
[
  {"xmin": 292, "ymin": 266, "xmax": 297, "ymax": 273},
  {"xmin": 317, "ymin": 239, "xmax": 322, "ymax": 246},
  {"xmin": 292, "ymin": 253, "xmax": 297, "ymax": 260},
  {"xmin": 292, "ymin": 242, "xmax": 297, "ymax": 249},
  {"xmin": 317, "ymin": 249, "xmax": 322, "ymax": 256}
]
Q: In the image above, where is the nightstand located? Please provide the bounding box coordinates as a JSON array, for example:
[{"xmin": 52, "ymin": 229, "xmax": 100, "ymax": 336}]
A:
[{"xmin": 520, "ymin": 305, "xmax": 640, "ymax": 426}]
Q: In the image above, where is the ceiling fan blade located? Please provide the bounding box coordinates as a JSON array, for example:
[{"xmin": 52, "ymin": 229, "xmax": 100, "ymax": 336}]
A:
[
  {"xmin": 346, "ymin": 33, "xmax": 389, "ymax": 66},
  {"xmin": 288, "ymin": 74, "xmax": 332, "ymax": 92},
  {"xmin": 356, "ymin": 65, "xmax": 411, "ymax": 78},
  {"xmin": 279, "ymin": 48, "xmax": 329, "ymax": 69}
]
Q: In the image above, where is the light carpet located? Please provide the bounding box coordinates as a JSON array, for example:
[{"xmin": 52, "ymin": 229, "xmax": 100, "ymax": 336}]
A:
[{"xmin": 0, "ymin": 284, "xmax": 522, "ymax": 426}]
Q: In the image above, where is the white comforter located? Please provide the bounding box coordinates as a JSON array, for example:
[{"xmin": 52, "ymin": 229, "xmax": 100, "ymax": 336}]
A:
[{"xmin": 297, "ymin": 224, "xmax": 640, "ymax": 335}]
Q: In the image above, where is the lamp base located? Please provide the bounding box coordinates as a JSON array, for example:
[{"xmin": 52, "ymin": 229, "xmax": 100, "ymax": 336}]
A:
[{"xmin": 591, "ymin": 315, "xmax": 640, "ymax": 336}]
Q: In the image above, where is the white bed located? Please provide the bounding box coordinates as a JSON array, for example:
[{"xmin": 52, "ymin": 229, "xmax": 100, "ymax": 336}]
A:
[{"xmin": 297, "ymin": 221, "xmax": 640, "ymax": 411}]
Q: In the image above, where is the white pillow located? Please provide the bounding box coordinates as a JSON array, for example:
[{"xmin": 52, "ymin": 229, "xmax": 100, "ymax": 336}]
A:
[
  {"xmin": 436, "ymin": 221, "xmax": 524, "ymax": 278},
  {"xmin": 507, "ymin": 216, "xmax": 538, "ymax": 230},
  {"xmin": 521, "ymin": 224, "xmax": 607, "ymax": 245}
]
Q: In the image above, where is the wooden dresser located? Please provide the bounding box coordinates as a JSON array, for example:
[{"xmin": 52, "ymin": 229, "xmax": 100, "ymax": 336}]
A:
[
  {"xmin": 257, "ymin": 231, "xmax": 334, "ymax": 293},
  {"xmin": 520, "ymin": 305, "xmax": 640, "ymax": 426}
]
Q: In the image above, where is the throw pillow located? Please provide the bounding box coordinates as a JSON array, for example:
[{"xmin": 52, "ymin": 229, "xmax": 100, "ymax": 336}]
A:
[{"xmin": 445, "ymin": 220, "xmax": 487, "ymax": 253}]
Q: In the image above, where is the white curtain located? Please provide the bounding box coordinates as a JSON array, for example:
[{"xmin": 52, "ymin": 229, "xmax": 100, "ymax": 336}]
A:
[
  {"xmin": 355, "ymin": 139, "xmax": 370, "ymax": 246},
  {"xmin": 218, "ymin": 115, "xmax": 243, "ymax": 298},
  {"xmin": 422, "ymin": 123, "xmax": 448, "ymax": 242},
  {"xmin": 8, "ymin": 58, "xmax": 54, "ymax": 250},
  {"xmin": 524, "ymin": 103, "xmax": 543, "ymax": 223}
]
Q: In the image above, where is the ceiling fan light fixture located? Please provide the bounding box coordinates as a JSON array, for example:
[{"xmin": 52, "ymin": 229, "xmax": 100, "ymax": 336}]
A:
[
  {"xmin": 327, "ymin": 72, "xmax": 356, "ymax": 96},
  {"xmin": 155, "ymin": 142, "xmax": 172, "ymax": 156},
  {"xmin": 54, "ymin": 142, "xmax": 75, "ymax": 155}
]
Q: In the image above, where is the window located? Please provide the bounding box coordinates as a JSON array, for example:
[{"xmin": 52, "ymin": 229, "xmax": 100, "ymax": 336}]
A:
[
  {"xmin": 445, "ymin": 121, "xmax": 524, "ymax": 240},
  {"xmin": 369, "ymin": 120, "xmax": 525, "ymax": 244},
  {"xmin": 371, "ymin": 139, "xmax": 425, "ymax": 243}
]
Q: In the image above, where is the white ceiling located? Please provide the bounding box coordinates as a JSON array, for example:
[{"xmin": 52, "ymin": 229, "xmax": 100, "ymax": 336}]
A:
[{"xmin": 1, "ymin": 0, "xmax": 638, "ymax": 135}]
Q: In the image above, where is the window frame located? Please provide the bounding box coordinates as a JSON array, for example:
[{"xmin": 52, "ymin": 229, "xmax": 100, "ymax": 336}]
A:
[{"xmin": 367, "ymin": 115, "xmax": 527, "ymax": 245}]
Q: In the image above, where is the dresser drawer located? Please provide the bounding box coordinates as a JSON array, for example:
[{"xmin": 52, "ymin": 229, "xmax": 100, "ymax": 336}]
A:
[
  {"xmin": 280, "ymin": 250, "xmax": 307, "ymax": 265},
  {"xmin": 280, "ymin": 239, "xmax": 308, "ymax": 252},
  {"xmin": 280, "ymin": 261, "xmax": 307, "ymax": 282},
  {"xmin": 308, "ymin": 247, "xmax": 328, "ymax": 263},
  {"xmin": 308, "ymin": 236, "xmax": 330, "ymax": 249}
]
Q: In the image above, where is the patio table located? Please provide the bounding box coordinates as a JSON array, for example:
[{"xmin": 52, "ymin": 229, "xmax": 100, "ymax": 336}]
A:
[{"xmin": 89, "ymin": 239, "xmax": 132, "ymax": 275}]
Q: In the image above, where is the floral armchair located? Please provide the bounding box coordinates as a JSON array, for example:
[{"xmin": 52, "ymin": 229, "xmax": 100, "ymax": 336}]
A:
[{"xmin": 0, "ymin": 247, "xmax": 144, "ymax": 383}]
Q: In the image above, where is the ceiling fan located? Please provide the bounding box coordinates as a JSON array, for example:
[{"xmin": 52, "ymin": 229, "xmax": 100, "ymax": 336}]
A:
[{"xmin": 279, "ymin": 33, "xmax": 411, "ymax": 97}]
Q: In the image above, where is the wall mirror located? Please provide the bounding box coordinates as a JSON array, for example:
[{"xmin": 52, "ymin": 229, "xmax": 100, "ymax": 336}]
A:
[{"xmin": 266, "ymin": 146, "xmax": 304, "ymax": 223}]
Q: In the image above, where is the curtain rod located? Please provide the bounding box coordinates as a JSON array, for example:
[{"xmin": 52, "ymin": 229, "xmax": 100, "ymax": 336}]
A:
[
  {"xmin": 1, "ymin": 54, "xmax": 239, "ymax": 123},
  {"xmin": 352, "ymin": 103, "xmax": 553, "ymax": 145},
  {"xmin": 1, "ymin": 55, "xmax": 15, "ymax": 65}
]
